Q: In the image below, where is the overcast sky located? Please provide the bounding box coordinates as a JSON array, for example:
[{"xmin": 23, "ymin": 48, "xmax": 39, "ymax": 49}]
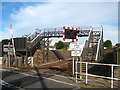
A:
[{"xmin": 1, "ymin": 1, "xmax": 119, "ymax": 45}]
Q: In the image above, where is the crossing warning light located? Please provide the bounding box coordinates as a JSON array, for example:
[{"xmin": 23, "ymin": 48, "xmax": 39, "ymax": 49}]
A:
[{"xmin": 62, "ymin": 26, "xmax": 79, "ymax": 41}]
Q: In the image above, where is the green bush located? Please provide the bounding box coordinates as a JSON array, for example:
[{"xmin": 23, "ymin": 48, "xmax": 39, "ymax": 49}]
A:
[
  {"xmin": 55, "ymin": 41, "xmax": 68, "ymax": 50},
  {"xmin": 103, "ymin": 40, "xmax": 112, "ymax": 49}
]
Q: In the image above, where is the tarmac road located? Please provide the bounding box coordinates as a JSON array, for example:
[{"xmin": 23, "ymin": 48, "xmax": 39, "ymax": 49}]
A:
[{"xmin": 1, "ymin": 67, "xmax": 80, "ymax": 90}]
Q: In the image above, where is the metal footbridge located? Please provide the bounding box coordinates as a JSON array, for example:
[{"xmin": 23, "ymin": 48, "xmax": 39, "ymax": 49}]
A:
[{"xmin": 25, "ymin": 26, "xmax": 103, "ymax": 62}]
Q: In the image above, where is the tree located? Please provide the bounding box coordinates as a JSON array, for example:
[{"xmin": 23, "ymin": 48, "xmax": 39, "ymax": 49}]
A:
[
  {"xmin": 103, "ymin": 40, "xmax": 112, "ymax": 49},
  {"xmin": 55, "ymin": 41, "xmax": 68, "ymax": 50},
  {"xmin": 0, "ymin": 39, "xmax": 10, "ymax": 56},
  {"xmin": 1, "ymin": 39, "xmax": 10, "ymax": 45}
]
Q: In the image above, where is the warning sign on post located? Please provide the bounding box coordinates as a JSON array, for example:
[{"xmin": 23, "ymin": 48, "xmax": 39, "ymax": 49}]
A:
[
  {"xmin": 71, "ymin": 51, "xmax": 81, "ymax": 56},
  {"xmin": 69, "ymin": 42, "xmax": 83, "ymax": 51}
]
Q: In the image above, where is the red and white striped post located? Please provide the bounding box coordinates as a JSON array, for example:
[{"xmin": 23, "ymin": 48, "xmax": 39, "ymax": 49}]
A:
[{"xmin": 10, "ymin": 24, "xmax": 16, "ymax": 58}]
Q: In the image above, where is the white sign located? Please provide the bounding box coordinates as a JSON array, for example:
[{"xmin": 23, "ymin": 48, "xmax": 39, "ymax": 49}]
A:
[
  {"xmin": 0, "ymin": 57, "xmax": 2, "ymax": 65},
  {"xmin": 69, "ymin": 42, "xmax": 83, "ymax": 51},
  {"xmin": 71, "ymin": 51, "xmax": 81, "ymax": 56},
  {"xmin": 3, "ymin": 48, "xmax": 13, "ymax": 52},
  {"xmin": 3, "ymin": 45, "xmax": 13, "ymax": 52},
  {"xmin": 28, "ymin": 57, "xmax": 33, "ymax": 65}
]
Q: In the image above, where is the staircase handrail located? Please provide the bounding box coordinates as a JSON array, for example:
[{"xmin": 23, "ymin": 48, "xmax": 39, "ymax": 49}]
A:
[
  {"xmin": 80, "ymin": 30, "xmax": 92, "ymax": 56},
  {"xmin": 95, "ymin": 30, "xmax": 102, "ymax": 61},
  {"xmin": 26, "ymin": 31, "xmax": 37, "ymax": 41},
  {"xmin": 31, "ymin": 30, "xmax": 44, "ymax": 43}
]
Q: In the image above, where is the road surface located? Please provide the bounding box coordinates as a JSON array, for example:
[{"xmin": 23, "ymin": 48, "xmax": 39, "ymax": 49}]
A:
[{"xmin": 1, "ymin": 66, "xmax": 80, "ymax": 90}]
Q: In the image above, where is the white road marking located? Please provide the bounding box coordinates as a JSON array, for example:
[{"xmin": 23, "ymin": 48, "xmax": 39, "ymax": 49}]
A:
[
  {"xmin": 7, "ymin": 67, "xmax": 20, "ymax": 70},
  {"xmin": 31, "ymin": 70, "xmax": 81, "ymax": 81},
  {"xmin": 2, "ymin": 67, "xmax": 76, "ymax": 81},
  {"xmin": 1, "ymin": 79, "xmax": 25, "ymax": 90},
  {"xmin": 2, "ymin": 67, "xmax": 83, "ymax": 84},
  {"xmin": 1, "ymin": 68, "xmax": 77, "ymax": 87},
  {"xmin": 1, "ymin": 68, "xmax": 76, "ymax": 81},
  {"xmin": 43, "ymin": 77, "xmax": 74, "ymax": 86},
  {"xmin": 0, "ymin": 69, "xmax": 9, "ymax": 71}
]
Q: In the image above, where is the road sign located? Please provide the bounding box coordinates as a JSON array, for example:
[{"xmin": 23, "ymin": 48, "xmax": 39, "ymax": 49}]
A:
[
  {"xmin": 69, "ymin": 42, "xmax": 83, "ymax": 51},
  {"xmin": 71, "ymin": 51, "xmax": 81, "ymax": 56},
  {"xmin": 3, "ymin": 45, "xmax": 13, "ymax": 52},
  {"xmin": 28, "ymin": 57, "xmax": 33, "ymax": 65}
]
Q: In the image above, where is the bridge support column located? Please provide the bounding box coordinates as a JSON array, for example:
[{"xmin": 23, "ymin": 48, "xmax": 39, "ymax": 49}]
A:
[
  {"xmin": 24, "ymin": 52, "xmax": 28, "ymax": 67},
  {"xmin": 46, "ymin": 37, "xmax": 49, "ymax": 62}
]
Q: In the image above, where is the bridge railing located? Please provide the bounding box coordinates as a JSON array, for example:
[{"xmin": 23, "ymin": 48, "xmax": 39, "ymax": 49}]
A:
[{"xmin": 75, "ymin": 61, "xmax": 120, "ymax": 88}]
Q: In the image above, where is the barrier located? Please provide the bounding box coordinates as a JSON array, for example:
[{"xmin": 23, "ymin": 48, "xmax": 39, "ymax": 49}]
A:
[{"xmin": 75, "ymin": 61, "xmax": 120, "ymax": 88}]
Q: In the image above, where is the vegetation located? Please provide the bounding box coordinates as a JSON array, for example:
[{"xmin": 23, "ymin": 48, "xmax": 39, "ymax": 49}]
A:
[
  {"xmin": 103, "ymin": 49, "xmax": 115, "ymax": 63},
  {"xmin": 103, "ymin": 40, "xmax": 112, "ymax": 49},
  {"xmin": 55, "ymin": 41, "xmax": 69, "ymax": 50},
  {"xmin": 1, "ymin": 39, "xmax": 10, "ymax": 45},
  {"xmin": 0, "ymin": 39, "xmax": 10, "ymax": 56},
  {"xmin": 114, "ymin": 43, "xmax": 120, "ymax": 64},
  {"xmin": 102, "ymin": 42, "xmax": 120, "ymax": 64}
]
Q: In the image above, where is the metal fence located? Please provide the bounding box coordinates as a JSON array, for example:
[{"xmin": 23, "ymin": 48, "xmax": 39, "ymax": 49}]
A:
[{"xmin": 75, "ymin": 61, "xmax": 120, "ymax": 88}]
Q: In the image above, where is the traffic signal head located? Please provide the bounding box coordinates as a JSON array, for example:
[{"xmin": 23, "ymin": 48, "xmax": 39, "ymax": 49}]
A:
[
  {"xmin": 62, "ymin": 26, "xmax": 79, "ymax": 41},
  {"xmin": 65, "ymin": 29, "xmax": 78, "ymax": 39}
]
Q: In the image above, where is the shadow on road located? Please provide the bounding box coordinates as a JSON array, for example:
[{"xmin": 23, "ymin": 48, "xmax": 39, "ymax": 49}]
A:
[
  {"xmin": 34, "ymin": 66, "xmax": 48, "ymax": 89},
  {"xmin": 2, "ymin": 67, "xmax": 48, "ymax": 89},
  {"xmin": 2, "ymin": 71, "xmax": 18, "ymax": 79}
]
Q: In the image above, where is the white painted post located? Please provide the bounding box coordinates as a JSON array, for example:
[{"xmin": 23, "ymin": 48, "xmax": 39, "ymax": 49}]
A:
[
  {"xmin": 86, "ymin": 62, "xmax": 88, "ymax": 84},
  {"xmin": 6, "ymin": 58, "xmax": 7, "ymax": 67},
  {"xmin": 31, "ymin": 57, "xmax": 33, "ymax": 67},
  {"xmin": 73, "ymin": 56, "xmax": 74, "ymax": 75},
  {"xmin": 75, "ymin": 58, "xmax": 78, "ymax": 82},
  {"xmin": 111, "ymin": 65, "xmax": 114, "ymax": 88}
]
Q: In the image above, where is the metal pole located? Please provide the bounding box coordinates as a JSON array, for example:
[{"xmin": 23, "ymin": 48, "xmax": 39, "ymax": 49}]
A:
[
  {"xmin": 8, "ymin": 42, "xmax": 11, "ymax": 67},
  {"xmin": 86, "ymin": 62, "xmax": 88, "ymax": 84},
  {"xmin": 6, "ymin": 57, "xmax": 7, "ymax": 67},
  {"xmin": 16, "ymin": 57, "xmax": 18, "ymax": 68},
  {"xmin": 75, "ymin": 57, "xmax": 78, "ymax": 82},
  {"xmin": 43, "ymin": 29, "xmax": 45, "ymax": 63},
  {"xmin": 73, "ymin": 56, "xmax": 74, "ymax": 75},
  {"xmin": 117, "ymin": 46, "xmax": 119, "ymax": 64},
  {"xmin": 25, "ymin": 52, "xmax": 28, "ymax": 67},
  {"xmin": 80, "ymin": 56, "xmax": 82, "ymax": 79},
  {"xmin": 111, "ymin": 65, "xmax": 114, "ymax": 88}
]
